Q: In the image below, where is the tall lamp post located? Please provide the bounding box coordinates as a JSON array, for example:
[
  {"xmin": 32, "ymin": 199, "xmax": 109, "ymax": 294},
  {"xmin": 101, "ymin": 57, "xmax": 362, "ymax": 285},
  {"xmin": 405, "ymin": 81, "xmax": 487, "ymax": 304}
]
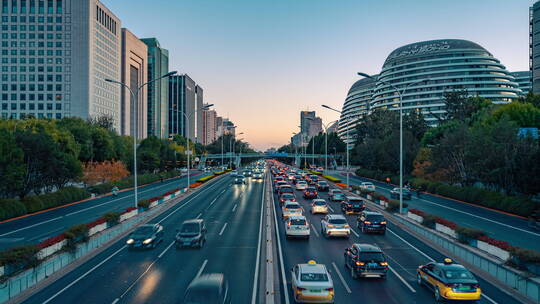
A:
[
  {"xmin": 357, "ymin": 72, "xmax": 427, "ymax": 213},
  {"xmin": 322, "ymin": 120, "xmax": 338, "ymax": 172},
  {"xmin": 321, "ymin": 105, "xmax": 350, "ymax": 190},
  {"xmin": 105, "ymin": 70, "xmax": 177, "ymax": 208},
  {"xmin": 233, "ymin": 132, "xmax": 244, "ymax": 168},
  {"xmin": 181, "ymin": 103, "xmax": 214, "ymax": 190}
]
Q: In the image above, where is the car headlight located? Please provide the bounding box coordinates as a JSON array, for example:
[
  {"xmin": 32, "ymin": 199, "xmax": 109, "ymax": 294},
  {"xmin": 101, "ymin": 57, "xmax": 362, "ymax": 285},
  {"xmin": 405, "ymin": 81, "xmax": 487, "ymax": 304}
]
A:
[
  {"xmin": 143, "ymin": 238, "xmax": 153, "ymax": 244},
  {"xmin": 126, "ymin": 239, "xmax": 134, "ymax": 244}
]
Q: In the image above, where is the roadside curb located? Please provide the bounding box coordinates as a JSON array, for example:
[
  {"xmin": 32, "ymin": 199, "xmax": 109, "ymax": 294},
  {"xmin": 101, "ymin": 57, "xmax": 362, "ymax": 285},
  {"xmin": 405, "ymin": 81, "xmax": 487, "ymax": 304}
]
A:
[{"xmin": 4, "ymin": 174, "xmax": 227, "ymax": 304}]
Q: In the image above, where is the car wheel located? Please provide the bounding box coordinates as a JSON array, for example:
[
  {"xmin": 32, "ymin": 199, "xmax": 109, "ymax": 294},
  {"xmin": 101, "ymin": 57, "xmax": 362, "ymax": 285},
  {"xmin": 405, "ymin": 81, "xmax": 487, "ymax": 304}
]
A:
[
  {"xmin": 434, "ymin": 286, "xmax": 441, "ymax": 302},
  {"xmin": 350, "ymin": 266, "xmax": 358, "ymax": 279},
  {"xmin": 417, "ymin": 273, "xmax": 423, "ymax": 286}
]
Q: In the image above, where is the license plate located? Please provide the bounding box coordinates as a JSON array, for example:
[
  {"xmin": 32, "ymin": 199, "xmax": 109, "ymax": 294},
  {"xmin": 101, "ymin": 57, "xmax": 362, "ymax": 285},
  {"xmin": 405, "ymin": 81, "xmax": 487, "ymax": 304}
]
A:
[
  {"xmin": 310, "ymin": 289, "xmax": 321, "ymax": 293},
  {"xmin": 457, "ymin": 286, "xmax": 471, "ymax": 291},
  {"xmin": 354, "ymin": 205, "xmax": 360, "ymax": 207},
  {"xmin": 372, "ymin": 224, "xmax": 380, "ymax": 227},
  {"xmin": 183, "ymin": 242, "xmax": 190, "ymax": 245},
  {"xmin": 368, "ymin": 263, "xmax": 378, "ymax": 267}
]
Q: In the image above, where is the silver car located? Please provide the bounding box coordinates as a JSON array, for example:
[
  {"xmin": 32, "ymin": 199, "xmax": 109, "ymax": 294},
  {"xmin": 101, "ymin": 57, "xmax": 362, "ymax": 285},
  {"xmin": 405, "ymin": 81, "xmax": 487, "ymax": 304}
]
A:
[
  {"xmin": 321, "ymin": 214, "xmax": 350, "ymax": 238},
  {"xmin": 311, "ymin": 199, "xmax": 329, "ymax": 214},
  {"xmin": 285, "ymin": 215, "xmax": 310, "ymax": 239},
  {"xmin": 282, "ymin": 201, "xmax": 303, "ymax": 219}
]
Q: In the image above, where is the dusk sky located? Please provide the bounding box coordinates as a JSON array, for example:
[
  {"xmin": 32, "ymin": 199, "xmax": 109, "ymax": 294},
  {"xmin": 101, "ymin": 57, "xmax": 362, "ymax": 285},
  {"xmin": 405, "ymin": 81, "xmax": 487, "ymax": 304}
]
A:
[{"xmin": 102, "ymin": 0, "xmax": 531, "ymax": 151}]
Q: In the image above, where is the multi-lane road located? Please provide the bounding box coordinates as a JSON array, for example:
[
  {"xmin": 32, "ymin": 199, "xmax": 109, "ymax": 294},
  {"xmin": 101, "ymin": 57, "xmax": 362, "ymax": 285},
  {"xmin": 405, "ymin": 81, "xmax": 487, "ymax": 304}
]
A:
[
  {"xmin": 327, "ymin": 170, "xmax": 540, "ymax": 252},
  {"xmin": 270, "ymin": 168, "xmax": 522, "ymax": 304},
  {"xmin": 0, "ymin": 171, "xmax": 209, "ymax": 250}
]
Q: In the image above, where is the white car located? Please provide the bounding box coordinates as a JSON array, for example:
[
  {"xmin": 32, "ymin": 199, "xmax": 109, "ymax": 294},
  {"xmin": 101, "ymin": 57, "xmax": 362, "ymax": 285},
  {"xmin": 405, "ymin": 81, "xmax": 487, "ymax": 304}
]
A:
[
  {"xmin": 295, "ymin": 181, "xmax": 308, "ymax": 191},
  {"xmin": 282, "ymin": 202, "xmax": 303, "ymax": 219},
  {"xmin": 311, "ymin": 199, "xmax": 329, "ymax": 214},
  {"xmin": 321, "ymin": 214, "xmax": 350, "ymax": 238},
  {"xmin": 360, "ymin": 182, "xmax": 376, "ymax": 192},
  {"xmin": 291, "ymin": 260, "xmax": 334, "ymax": 303},
  {"xmin": 285, "ymin": 216, "xmax": 310, "ymax": 239}
]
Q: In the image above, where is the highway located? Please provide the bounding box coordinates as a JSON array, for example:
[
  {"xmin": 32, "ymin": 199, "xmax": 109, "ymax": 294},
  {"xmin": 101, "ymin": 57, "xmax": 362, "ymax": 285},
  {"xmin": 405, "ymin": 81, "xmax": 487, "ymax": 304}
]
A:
[
  {"xmin": 0, "ymin": 171, "xmax": 210, "ymax": 250},
  {"xmin": 326, "ymin": 170, "xmax": 540, "ymax": 252},
  {"xmin": 21, "ymin": 172, "xmax": 265, "ymax": 304},
  {"xmin": 270, "ymin": 169, "xmax": 522, "ymax": 304}
]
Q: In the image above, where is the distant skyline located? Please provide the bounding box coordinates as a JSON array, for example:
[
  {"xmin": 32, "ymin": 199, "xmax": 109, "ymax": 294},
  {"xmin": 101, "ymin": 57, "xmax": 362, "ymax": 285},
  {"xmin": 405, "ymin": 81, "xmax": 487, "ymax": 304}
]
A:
[{"xmin": 101, "ymin": 0, "xmax": 531, "ymax": 150}]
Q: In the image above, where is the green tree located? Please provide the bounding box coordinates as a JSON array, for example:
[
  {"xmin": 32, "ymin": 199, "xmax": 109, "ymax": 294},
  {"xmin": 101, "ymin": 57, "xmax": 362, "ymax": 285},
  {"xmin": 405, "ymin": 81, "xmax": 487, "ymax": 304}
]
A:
[
  {"xmin": 491, "ymin": 102, "xmax": 540, "ymax": 128},
  {"xmin": 0, "ymin": 128, "xmax": 26, "ymax": 198}
]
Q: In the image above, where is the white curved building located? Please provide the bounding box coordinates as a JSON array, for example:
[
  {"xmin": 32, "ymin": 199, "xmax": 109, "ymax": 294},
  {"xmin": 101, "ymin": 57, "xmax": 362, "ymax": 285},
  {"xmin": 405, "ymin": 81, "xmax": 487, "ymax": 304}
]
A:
[{"xmin": 371, "ymin": 39, "xmax": 521, "ymax": 126}]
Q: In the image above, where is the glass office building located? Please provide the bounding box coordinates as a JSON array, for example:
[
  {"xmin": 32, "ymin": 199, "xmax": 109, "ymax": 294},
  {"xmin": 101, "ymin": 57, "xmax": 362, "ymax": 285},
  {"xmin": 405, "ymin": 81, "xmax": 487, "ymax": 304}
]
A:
[{"xmin": 338, "ymin": 75, "xmax": 377, "ymax": 143}]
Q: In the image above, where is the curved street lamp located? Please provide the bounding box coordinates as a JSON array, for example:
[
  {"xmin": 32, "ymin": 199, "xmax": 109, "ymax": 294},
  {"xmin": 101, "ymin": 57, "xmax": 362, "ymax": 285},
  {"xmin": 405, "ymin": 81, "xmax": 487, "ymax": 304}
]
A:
[{"xmin": 321, "ymin": 104, "xmax": 349, "ymax": 189}]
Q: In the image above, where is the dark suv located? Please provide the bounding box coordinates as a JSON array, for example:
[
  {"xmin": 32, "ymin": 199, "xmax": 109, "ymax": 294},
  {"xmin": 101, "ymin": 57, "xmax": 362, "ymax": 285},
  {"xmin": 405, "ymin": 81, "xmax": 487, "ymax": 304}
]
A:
[
  {"xmin": 357, "ymin": 211, "xmax": 387, "ymax": 234},
  {"xmin": 176, "ymin": 219, "xmax": 206, "ymax": 248},
  {"xmin": 303, "ymin": 187, "xmax": 318, "ymax": 199},
  {"xmin": 341, "ymin": 197, "xmax": 366, "ymax": 214},
  {"xmin": 344, "ymin": 243, "xmax": 388, "ymax": 279},
  {"xmin": 316, "ymin": 181, "xmax": 330, "ymax": 192}
]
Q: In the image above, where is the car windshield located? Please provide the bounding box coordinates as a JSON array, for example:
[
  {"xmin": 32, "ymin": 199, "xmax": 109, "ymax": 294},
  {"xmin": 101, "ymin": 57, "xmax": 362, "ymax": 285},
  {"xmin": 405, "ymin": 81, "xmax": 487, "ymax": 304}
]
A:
[
  {"xmin": 290, "ymin": 219, "xmax": 306, "ymax": 225},
  {"xmin": 282, "ymin": 194, "xmax": 294, "ymax": 198},
  {"xmin": 297, "ymin": 181, "xmax": 306, "ymax": 184},
  {"xmin": 314, "ymin": 201, "xmax": 326, "ymax": 206},
  {"xmin": 329, "ymin": 218, "xmax": 347, "ymax": 224},
  {"xmin": 358, "ymin": 252, "xmax": 385, "ymax": 262},
  {"xmin": 306, "ymin": 187, "xmax": 316, "ymax": 191},
  {"xmin": 444, "ymin": 269, "xmax": 475, "ymax": 280},
  {"xmin": 281, "ymin": 188, "xmax": 293, "ymax": 193},
  {"xmin": 133, "ymin": 226, "xmax": 153, "ymax": 236},
  {"xmin": 348, "ymin": 198, "xmax": 362, "ymax": 203},
  {"xmin": 366, "ymin": 215, "xmax": 385, "ymax": 221},
  {"xmin": 180, "ymin": 223, "xmax": 199, "ymax": 233},
  {"xmin": 285, "ymin": 204, "xmax": 301, "ymax": 209},
  {"xmin": 300, "ymin": 272, "xmax": 328, "ymax": 282}
]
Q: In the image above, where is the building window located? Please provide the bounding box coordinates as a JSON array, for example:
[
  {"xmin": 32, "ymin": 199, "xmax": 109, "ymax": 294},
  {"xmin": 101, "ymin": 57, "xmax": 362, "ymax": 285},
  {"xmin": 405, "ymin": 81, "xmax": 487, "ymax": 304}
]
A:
[
  {"xmin": 11, "ymin": 0, "xmax": 17, "ymax": 13},
  {"xmin": 47, "ymin": 0, "xmax": 52, "ymax": 14},
  {"xmin": 2, "ymin": 0, "xmax": 7, "ymax": 13},
  {"xmin": 29, "ymin": 103, "xmax": 35, "ymax": 110},
  {"xmin": 38, "ymin": 0, "xmax": 43, "ymax": 13},
  {"xmin": 21, "ymin": 0, "xmax": 26, "ymax": 13},
  {"xmin": 38, "ymin": 103, "xmax": 44, "ymax": 110},
  {"xmin": 30, "ymin": 0, "xmax": 35, "ymax": 13},
  {"xmin": 55, "ymin": 103, "xmax": 61, "ymax": 110}
]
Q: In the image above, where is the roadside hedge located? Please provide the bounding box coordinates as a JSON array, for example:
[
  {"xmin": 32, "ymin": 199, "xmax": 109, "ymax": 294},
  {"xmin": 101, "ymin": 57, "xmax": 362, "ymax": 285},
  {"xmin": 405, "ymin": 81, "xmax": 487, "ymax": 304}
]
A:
[
  {"xmin": 355, "ymin": 168, "xmax": 402, "ymax": 185},
  {"xmin": 197, "ymin": 175, "xmax": 216, "ymax": 183},
  {"xmin": 87, "ymin": 171, "xmax": 179, "ymax": 195},
  {"xmin": 411, "ymin": 178, "xmax": 538, "ymax": 217},
  {"xmin": 385, "ymin": 199, "xmax": 408, "ymax": 213},
  {"xmin": 323, "ymin": 175, "xmax": 342, "ymax": 183}
]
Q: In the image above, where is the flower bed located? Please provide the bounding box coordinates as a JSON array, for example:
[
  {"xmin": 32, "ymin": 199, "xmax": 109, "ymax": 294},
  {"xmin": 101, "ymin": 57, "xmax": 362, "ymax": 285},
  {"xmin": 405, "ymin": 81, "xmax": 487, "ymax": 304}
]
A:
[
  {"xmin": 87, "ymin": 218, "xmax": 108, "ymax": 236},
  {"xmin": 435, "ymin": 223, "xmax": 457, "ymax": 238},
  {"xmin": 407, "ymin": 210, "xmax": 424, "ymax": 223},
  {"xmin": 197, "ymin": 175, "xmax": 216, "ymax": 183},
  {"xmin": 323, "ymin": 175, "xmax": 341, "ymax": 183},
  {"xmin": 120, "ymin": 207, "xmax": 138, "ymax": 222},
  {"xmin": 190, "ymin": 182, "xmax": 203, "ymax": 188},
  {"xmin": 37, "ymin": 234, "xmax": 67, "ymax": 260}
]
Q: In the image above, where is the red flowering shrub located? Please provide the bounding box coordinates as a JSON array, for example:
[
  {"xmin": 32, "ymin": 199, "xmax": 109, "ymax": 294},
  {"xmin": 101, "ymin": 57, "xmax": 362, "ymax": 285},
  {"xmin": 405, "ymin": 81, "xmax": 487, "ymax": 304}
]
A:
[
  {"xmin": 408, "ymin": 208, "xmax": 426, "ymax": 217},
  {"xmin": 478, "ymin": 235, "xmax": 513, "ymax": 251},
  {"xmin": 435, "ymin": 218, "xmax": 457, "ymax": 230},
  {"xmin": 124, "ymin": 207, "xmax": 137, "ymax": 213},
  {"xmin": 37, "ymin": 234, "xmax": 66, "ymax": 249},
  {"xmin": 86, "ymin": 217, "xmax": 107, "ymax": 229}
]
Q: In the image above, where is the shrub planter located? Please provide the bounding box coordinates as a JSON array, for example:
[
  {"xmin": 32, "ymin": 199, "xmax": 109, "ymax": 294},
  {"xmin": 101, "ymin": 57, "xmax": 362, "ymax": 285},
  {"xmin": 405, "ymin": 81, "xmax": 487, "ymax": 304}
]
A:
[
  {"xmin": 477, "ymin": 240, "xmax": 510, "ymax": 261},
  {"xmin": 37, "ymin": 239, "xmax": 67, "ymax": 260},
  {"xmin": 88, "ymin": 222, "xmax": 107, "ymax": 236},
  {"xmin": 526, "ymin": 264, "xmax": 540, "ymax": 276},
  {"xmin": 149, "ymin": 200, "xmax": 159, "ymax": 208},
  {"xmin": 407, "ymin": 212, "xmax": 424, "ymax": 223},
  {"xmin": 120, "ymin": 208, "xmax": 138, "ymax": 222},
  {"xmin": 435, "ymin": 223, "xmax": 457, "ymax": 239}
]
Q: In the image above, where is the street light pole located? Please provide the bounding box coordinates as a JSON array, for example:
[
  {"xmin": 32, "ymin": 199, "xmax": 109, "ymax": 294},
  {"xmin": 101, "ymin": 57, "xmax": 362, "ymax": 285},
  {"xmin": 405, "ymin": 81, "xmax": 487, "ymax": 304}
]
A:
[
  {"xmin": 357, "ymin": 72, "xmax": 427, "ymax": 213},
  {"xmin": 321, "ymin": 105, "xmax": 350, "ymax": 190},
  {"xmin": 105, "ymin": 71, "xmax": 177, "ymax": 208},
  {"xmin": 321, "ymin": 120, "xmax": 338, "ymax": 172}
]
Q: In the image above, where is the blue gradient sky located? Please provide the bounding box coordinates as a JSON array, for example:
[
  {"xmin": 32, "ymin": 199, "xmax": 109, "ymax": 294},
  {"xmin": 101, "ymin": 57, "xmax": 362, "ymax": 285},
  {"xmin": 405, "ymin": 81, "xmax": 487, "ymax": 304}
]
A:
[{"xmin": 102, "ymin": 0, "xmax": 531, "ymax": 150}]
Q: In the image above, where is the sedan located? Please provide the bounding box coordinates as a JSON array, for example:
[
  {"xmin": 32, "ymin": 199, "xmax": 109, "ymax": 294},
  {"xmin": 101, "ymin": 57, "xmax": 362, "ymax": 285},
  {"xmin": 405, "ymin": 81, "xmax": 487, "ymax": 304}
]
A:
[
  {"xmin": 285, "ymin": 215, "xmax": 310, "ymax": 239},
  {"xmin": 390, "ymin": 188, "xmax": 412, "ymax": 200},
  {"xmin": 303, "ymin": 187, "xmax": 318, "ymax": 199},
  {"xmin": 126, "ymin": 224, "xmax": 164, "ymax": 249},
  {"xmin": 330, "ymin": 193, "xmax": 346, "ymax": 202},
  {"xmin": 341, "ymin": 197, "xmax": 366, "ymax": 214},
  {"xmin": 279, "ymin": 193, "xmax": 297, "ymax": 205},
  {"xmin": 291, "ymin": 261, "xmax": 334, "ymax": 303},
  {"xmin": 328, "ymin": 189, "xmax": 344, "ymax": 201},
  {"xmin": 321, "ymin": 214, "xmax": 350, "ymax": 238},
  {"xmin": 359, "ymin": 182, "xmax": 376, "ymax": 192},
  {"xmin": 183, "ymin": 273, "xmax": 231, "ymax": 304},
  {"xmin": 316, "ymin": 181, "xmax": 330, "ymax": 192},
  {"xmin": 282, "ymin": 202, "xmax": 304, "ymax": 219},
  {"xmin": 311, "ymin": 199, "xmax": 329, "ymax": 214},
  {"xmin": 295, "ymin": 181, "xmax": 308, "ymax": 191}
]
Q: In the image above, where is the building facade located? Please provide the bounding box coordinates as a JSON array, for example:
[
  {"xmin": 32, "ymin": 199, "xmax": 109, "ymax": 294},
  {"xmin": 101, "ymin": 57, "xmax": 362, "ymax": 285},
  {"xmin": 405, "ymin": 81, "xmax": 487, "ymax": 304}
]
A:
[
  {"xmin": 168, "ymin": 74, "xmax": 196, "ymax": 140},
  {"xmin": 531, "ymin": 1, "xmax": 540, "ymax": 94},
  {"xmin": 222, "ymin": 118, "xmax": 235, "ymax": 136},
  {"xmin": 195, "ymin": 84, "xmax": 203, "ymax": 143},
  {"xmin": 215, "ymin": 115, "xmax": 223, "ymax": 137},
  {"xmin": 372, "ymin": 39, "xmax": 520, "ymax": 126},
  {"xmin": 338, "ymin": 75, "xmax": 377, "ymax": 143},
  {"xmin": 141, "ymin": 37, "xmax": 169, "ymax": 138},
  {"xmin": 202, "ymin": 106, "xmax": 216, "ymax": 145},
  {"xmin": 1, "ymin": 0, "xmax": 122, "ymax": 130},
  {"xmin": 120, "ymin": 28, "xmax": 147, "ymax": 138},
  {"xmin": 511, "ymin": 71, "xmax": 531, "ymax": 96}
]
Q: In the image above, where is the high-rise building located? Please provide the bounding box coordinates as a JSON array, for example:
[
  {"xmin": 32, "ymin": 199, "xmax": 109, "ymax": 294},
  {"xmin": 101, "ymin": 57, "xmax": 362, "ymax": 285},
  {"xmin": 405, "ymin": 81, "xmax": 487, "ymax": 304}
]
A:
[
  {"xmin": 195, "ymin": 85, "xmax": 204, "ymax": 143},
  {"xmin": 141, "ymin": 38, "xmax": 169, "ymax": 138},
  {"xmin": 326, "ymin": 121, "xmax": 338, "ymax": 133},
  {"xmin": 120, "ymin": 28, "xmax": 147, "ymax": 138},
  {"xmin": 308, "ymin": 116, "xmax": 322, "ymax": 137},
  {"xmin": 300, "ymin": 111, "xmax": 322, "ymax": 138},
  {"xmin": 223, "ymin": 118, "xmax": 235, "ymax": 136},
  {"xmin": 168, "ymin": 74, "xmax": 196, "ymax": 140},
  {"xmin": 202, "ymin": 106, "xmax": 216, "ymax": 145},
  {"xmin": 215, "ymin": 116, "xmax": 223, "ymax": 137},
  {"xmin": 511, "ymin": 71, "xmax": 532, "ymax": 96},
  {"xmin": 531, "ymin": 1, "xmax": 540, "ymax": 94},
  {"xmin": 372, "ymin": 39, "xmax": 520, "ymax": 126},
  {"xmin": 338, "ymin": 75, "xmax": 377, "ymax": 143},
  {"xmin": 1, "ymin": 0, "xmax": 122, "ymax": 130}
]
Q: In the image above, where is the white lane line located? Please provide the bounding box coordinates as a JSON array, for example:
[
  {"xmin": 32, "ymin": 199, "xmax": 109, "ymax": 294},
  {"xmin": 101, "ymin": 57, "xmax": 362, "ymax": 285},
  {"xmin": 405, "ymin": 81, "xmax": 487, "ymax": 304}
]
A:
[
  {"xmin": 327, "ymin": 205, "xmax": 335, "ymax": 212},
  {"xmin": 482, "ymin": 294, "xmax": 499, "ymax": 304},
  {"xmin": 388, "ymin": 265, "xmax": 416, "ymax": 293},
  {"xmin": 219, "ymin": 222, "xmax": 228, "ymax": 236},
  {"xmin": 196, "ymin": 259, "xmax": 208, "ymax": 278},
  {"xmin": 158, "ymin": 241, "xmax": 175, "ymax": 259},
  {"xmin": 271, "ymin": 177, "xmax": 291, "ymax": 304},
  {"xmin": 251, "ymin": 176, "xmax": 266, "ymax": 304},
  {"xmin": 43, "ymin": 245, "xmax": 127, "ymax": 304},
  {"xmin": 232, "ymin": 204, "xmax": 237, "ymax": 212},
  {"xmin": 196, "ymin": 213, "xmax": 202, "ymax": 219},
  {"xmin": 118, "ymin": 259, "xmax": 158, "ymax": 299},
  {"xmin": 111, "ymin": 298, "xmax": 119, "ymax": 304},
  {"xmin": 416, "ymin": 198, "xmax": 539, "ymax": 236},
  {"xmin": 0, "ymin": 216, "xmax": 62, "ymax": 237},
  {"xmin": 331, "ymin": 262, "xmax": 352, "ymax": 294},
  {"xmin": 350, "ymin": 228, "xmax": 359, "ymax": 238},
  {"xmin": 209, "ymin": 196, "xmax": 218, "ymax": 206},
  {"xmin": 387, "ymin": 228, "xmax": 435, "ymax": 262},
  {"xmin": 310, "ymin": 224, "xmax": 319, "ymax": 237}
]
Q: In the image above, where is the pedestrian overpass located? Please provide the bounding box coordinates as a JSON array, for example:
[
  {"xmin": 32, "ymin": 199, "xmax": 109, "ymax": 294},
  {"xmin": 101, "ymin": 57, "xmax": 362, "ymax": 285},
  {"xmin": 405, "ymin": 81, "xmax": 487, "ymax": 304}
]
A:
[{"xmin": 198, "ymin": 152, "xmax": 338, "ymax": 169}]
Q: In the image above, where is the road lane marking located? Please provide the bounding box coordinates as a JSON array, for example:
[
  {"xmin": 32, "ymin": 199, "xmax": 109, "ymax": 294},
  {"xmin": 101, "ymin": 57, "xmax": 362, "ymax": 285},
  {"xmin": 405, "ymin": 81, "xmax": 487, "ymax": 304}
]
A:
[
  {"xmin": 118, "ymin": 259, "xmax": 159, "ymax": 299},
  {"xmin": 111, "ymin": 298, "xmax": 119, "ymax": 304},
  {"xmin": 158, "ymin": 241, "xmax": 175, "ymax": 258},
  {"xmin": 310, "ymin": 224, "xmax": 319, "ymax": 237},
  {"xmin": 331, "ymin": 262, "xmax": 352, "ymax": 294},
  {"xmin": 196, "ymin": 259, "xmax": 208, "ymax": 277},
  {"xmin": 271, "ymin": 177, "xmax": 291, "ymax": 304},
  {"xmin": 482, "ymin": 294, "xmax": 498, "ymax": 304},
  {"xmin": 387, "ymin": 228, "xmax": 435, "ymax": 262},
  {"xmin": 388, "ymin": 265, "xmax": 416, "ymax": 293},
  {"xmin": 327, "ymin": 205, "xmax": 334, "ymax": 212},
  {"xmin": 219, "ymin": 222, "xmax": 228, "ymax": 236},
  {"xmin": 232, "ymin": 204, "xmax": 237, "ymax": 212},
  {"xmin": 43, "ymin": 245, "xmax": 127, "ymax": 304},
  {"xmin": 0, "ymin": 216, "xmax": 62, "ymax": 237},
  {"xmin": 251, "ymin": 176, "xmax": 265, "ymax": 304},
  {"xmin": 209, "ymin": 196, "xmax": 218, "ymax": 206},
  {"xmin": 350, "ymin": 228, "xmax": 359, "ymax": 237}
]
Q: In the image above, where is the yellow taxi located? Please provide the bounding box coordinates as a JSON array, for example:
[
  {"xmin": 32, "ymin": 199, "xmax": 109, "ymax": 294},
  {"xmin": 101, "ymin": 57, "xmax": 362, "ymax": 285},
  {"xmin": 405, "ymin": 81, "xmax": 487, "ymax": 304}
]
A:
[
  {"xmin": 417, "ymin": 258, "xmax": 481, "ymax": 301},
  {"xmin": 291, "ymin": 260, "xmax": 334, "ymax": 303}
]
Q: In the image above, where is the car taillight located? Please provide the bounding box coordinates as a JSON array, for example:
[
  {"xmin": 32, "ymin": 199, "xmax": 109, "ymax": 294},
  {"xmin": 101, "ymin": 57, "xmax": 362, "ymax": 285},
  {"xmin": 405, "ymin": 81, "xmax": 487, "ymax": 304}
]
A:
[
  {"xmin": 344, "ymin": 224, "xmax": 350, "ymax": 228},
  {"xmin": 472, "ymin": 283, "xmax": 480, "ymax": 288},
  {"xmin": 327, "ymin": 224, "xmax": 335, "ymax": 228},
  {"xmin": 325, "ymin": 287, "xmax": 334, "ymax": 291},
  {"xmin": 356, "ymin": 261, "xmax": 365, "ymax": 266},
  {"xmin": 380, "ymin": 221, "xmax": 387, "ymax": 225},
  {"xmin": 364, "ymin": 221, "xmax": 372, "ymax": 225},
  {"xmin": 380, "ymin": 262, "xmax": 388, "ymax": 266}
]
